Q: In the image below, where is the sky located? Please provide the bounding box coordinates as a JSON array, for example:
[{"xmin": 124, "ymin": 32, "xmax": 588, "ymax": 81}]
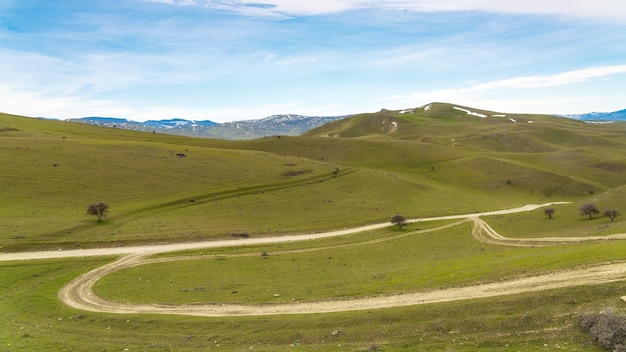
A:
[{"xmin": 1, "ymin": 0, "xmax": 626, "ymax": 122}]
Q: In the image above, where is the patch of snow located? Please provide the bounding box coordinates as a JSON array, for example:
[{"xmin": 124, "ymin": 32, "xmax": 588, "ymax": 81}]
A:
[
  {"xmin": 584, "ymin": 121, "xmax": 615, "ymax": 124},
  {"xmin": 508, "ymin": 118, "xmax": 517, "ymax": 123},
  {"xmin": 424, "ymin": 104, "xmax": 432, "ymax": 111},
  {"xmin": 492, "ymin": 114, "xmax": 506, "ymax": 117},
  {"xmin": 399, "ymin": 109, "xmax": 414, "ymax": 114},
  {"xmin": 453, "ymin": 106, "xmax": 486, "ymax": 118},
  {"xmin": 528, "ymin": 121, "xmax": 534, "ymax": 124}
]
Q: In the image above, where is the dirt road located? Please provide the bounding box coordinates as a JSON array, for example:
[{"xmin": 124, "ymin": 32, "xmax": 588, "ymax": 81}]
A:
[
  {"xmin": 58, "ymin": 256, "xmax": 626, "ymax": 317},
  {"xmin": 0, "ymin": 202, "xmax": 570, "ymax": 262},
  {"xmin": 7, "ymin": 202, "xmax": 626, "ymax": 317}
]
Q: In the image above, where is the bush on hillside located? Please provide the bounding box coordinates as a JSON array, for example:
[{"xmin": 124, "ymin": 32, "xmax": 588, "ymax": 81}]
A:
[{"xmin": 579, "ymin": 309, "xmax": 626, "ymax": 351}]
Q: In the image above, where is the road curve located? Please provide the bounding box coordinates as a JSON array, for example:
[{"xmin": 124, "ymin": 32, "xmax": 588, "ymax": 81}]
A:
[
  {"xmin": 0, "ymin": 202, "xmax": 570, "ymax": 262},
  {"xmin": 9, "ymin": 201, "xmax": 626, "ymax": 317},
  {"xmin": 58, "ymin": 257, "xmax": 626, "ymax": 317}
]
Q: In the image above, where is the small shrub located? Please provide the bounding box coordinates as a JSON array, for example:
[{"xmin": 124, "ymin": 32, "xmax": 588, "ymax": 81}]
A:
[
  {"xmin": 367, "ymin": 343, "xmax": 380, "ymax": 351},
  {"xmin": 579, "ymin": 309, "xmax": 626, "ymax": 351},
  {"xmin": 230, "ymin": 232, "xmax": 249, "ymax": 238},
  {"xmin": 282, "ymin": 169, "xmax": 313, "ymax": 177}
]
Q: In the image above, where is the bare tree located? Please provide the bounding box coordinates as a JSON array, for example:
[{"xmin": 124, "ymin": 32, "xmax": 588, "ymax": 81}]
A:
[
  {"xmin": 544, "ymin": 208, "xmax": 555, "ymax": 219},
  {"xmin": 580, "ymin": 203, "xmax": 600, "ymax": 220},
  {"xmin": 87, "ymin": 202, "xmax": 109, "ymax": 222},
  {"xmin": 390, "ymin": 214, "xmax": 408, "ymax": 230},
  {"xmin": 604, "ymin": 210, "xmax": 619, "ymax": 222}
]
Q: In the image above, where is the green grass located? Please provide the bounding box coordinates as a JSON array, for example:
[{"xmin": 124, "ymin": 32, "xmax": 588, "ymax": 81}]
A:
[
  {"xmin": 486, "ymin": 200, "xmax": 626, "ymax": 239},
  {"xmin": 3, "ymin": 108, "xmax": 626, "ymax": 251},
  {"xmin": 0, "ymin": 256, "xmax": 617, "ymax": 351},
  {"xmin": 95, "ymin": 219, "xmax": 626, "ymax": 305},
  {"xmin": 3, "ymin": 106, "xmax": 626, "ymax": 351}
]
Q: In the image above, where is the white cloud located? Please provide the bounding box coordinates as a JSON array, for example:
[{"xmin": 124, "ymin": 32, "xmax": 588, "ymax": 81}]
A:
[
  {"xmin": 0, "ymin": 79, "xmax": 306, "ymax": 122},
  {"xmin": 141, "ymin": 0, "xmax": 626, "ymax": 21},
  {"xmin": 472, "ymin": 65, "xmax": 626, "ymax": 90},
  {"xmin": 391, "ymin": 65, "xmax": 626, "ymax": 114},
  {"xmin": 236, "ymin": 0, "xmax": 361, "ymax": 15},
  {"xmin": 379, "ymin": 0, "xmax": 626, "ymax": 21},
  {"xmin": 394, "ymin": 65, "xmax": 626, "ymax": 100},
  {"xmin": 0, "ymin": 49, "xmax": 141, "ymax": 97},
  {"xmin": 141, "ymin": 0, "xmax": 360, "ymax": 15}
]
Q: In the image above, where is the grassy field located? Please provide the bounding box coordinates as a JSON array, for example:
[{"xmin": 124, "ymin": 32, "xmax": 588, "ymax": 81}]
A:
[
  {"xmin": 0, "ymin": 256, "xmax": 619, "ymax": 351},
  {"xmin": 95, "ymin": 221, "xmax": 626, "ymax": 305},
  {"xmin": 2, "ymin": 103, "xmax": 626, "ymax": 350},
  {"xmin": 3, "ymin": 105, "xmax": 625, "ymax": 250},
  {"xmin": 486, "ymin": 195, "xmax": 626, "ymax": 239}
]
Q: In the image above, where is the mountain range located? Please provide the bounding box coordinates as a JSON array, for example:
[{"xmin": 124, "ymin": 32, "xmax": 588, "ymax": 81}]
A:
[
  {"xmin": 564, "ymin": 108, "xmax": 626, "ymax": 122},
  {"xmin": 67, "ymin": 106, "xmax": 626, "ymax": 140},
  {"xmin": 68, "ymin": 114, "xmax": 348, "ymax": 140}
]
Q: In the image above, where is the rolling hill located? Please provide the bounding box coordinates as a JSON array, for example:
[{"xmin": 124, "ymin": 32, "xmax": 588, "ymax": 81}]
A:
[
  {"xmin": 63, "ymin": 105, "xmax": 626, "ymax": 140},
  {"xmin": 3, "ymin": 102, "xmax": 626, "ymax": 351},
  {"xmin": 3, "ymin": 101, "xmax": 625, "ymax": 251}
]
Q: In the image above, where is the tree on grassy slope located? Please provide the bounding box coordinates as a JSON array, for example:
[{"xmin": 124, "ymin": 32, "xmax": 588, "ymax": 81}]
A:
[
  {"xmin": 604, "ymin": 210, "xmax": 620, "ymax": 222},
  {"xmin": 87, "ymin": 202, "xmax": 109, "ymax": 222},
  {"xmin": 580, "ymin": 203, "xmax": 600, "ymax": 220},
  {"xmin": 391, "ymin": 214, "xmax": 408, "ymax": 230}
]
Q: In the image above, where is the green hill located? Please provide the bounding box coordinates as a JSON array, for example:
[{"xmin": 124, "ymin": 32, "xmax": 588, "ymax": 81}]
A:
[
  {"xmin": 2, "ymin": 103, "xmax": 626, "ymax": 251},
  {"xmin": 3, "ymin": 104, "xmax": 626, "ymax": 351}
]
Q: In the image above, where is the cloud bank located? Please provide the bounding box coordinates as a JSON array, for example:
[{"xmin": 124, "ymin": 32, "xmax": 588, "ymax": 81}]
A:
[
  {"xmin": 144, "ymin": 0, "xmax": 626, "ymax": 21},
  {"xmin": 392, "ymin": 65, "xmax": 626, "ymax": 114}
]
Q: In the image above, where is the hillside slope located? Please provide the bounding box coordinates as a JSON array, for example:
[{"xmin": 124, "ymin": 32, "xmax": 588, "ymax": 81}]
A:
[
  {"xmin": 242, "ymin": 102, "xmax": 626, "ymax": 198},
  {"xmin": 2, "ymin": 102, "xmax": 626, "ymax": 251}
]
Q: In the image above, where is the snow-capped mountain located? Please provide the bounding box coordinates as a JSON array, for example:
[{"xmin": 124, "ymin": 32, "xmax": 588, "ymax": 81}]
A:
[
  {"xmin": 212, "ymin": 114, "xmax": 347, "ymax": 139},
  {"xmin": 142, "ymin": 118, "xmax": 217, "ymax": 129},
  {"xmin": 69, "ymin": 114, "xmax": 347, "ymax": 140},
  {"xmin": 564, "ymin": 108, "xmax": 626, "ymax": 122},
  {"xmin": 68, "ymin": 117, "xmax": 154, "ymax": 133}
]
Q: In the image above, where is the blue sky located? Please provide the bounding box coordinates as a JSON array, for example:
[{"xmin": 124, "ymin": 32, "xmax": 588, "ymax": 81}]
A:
[{"xmin": 1, "ymin": 0, "xmax": 626, "ymax": 122}]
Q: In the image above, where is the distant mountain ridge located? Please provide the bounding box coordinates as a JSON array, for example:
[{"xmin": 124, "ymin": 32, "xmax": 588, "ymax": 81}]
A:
[
  {"xmin": 69, "ymin": 114, "xmax": 348, "ymax": 140},
  {"xmin": 564, "ymin": 108, "xmax": 626, "ymax": 121},
  {"xmin": 66, "ymin": 105, "xmax": 626, "ymax": 140}
]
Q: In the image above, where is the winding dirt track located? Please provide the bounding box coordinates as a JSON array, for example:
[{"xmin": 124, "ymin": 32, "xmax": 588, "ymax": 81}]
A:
[{"xmin": 5, "ymin": 202, "xmax": 626, "ymax": 316}]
